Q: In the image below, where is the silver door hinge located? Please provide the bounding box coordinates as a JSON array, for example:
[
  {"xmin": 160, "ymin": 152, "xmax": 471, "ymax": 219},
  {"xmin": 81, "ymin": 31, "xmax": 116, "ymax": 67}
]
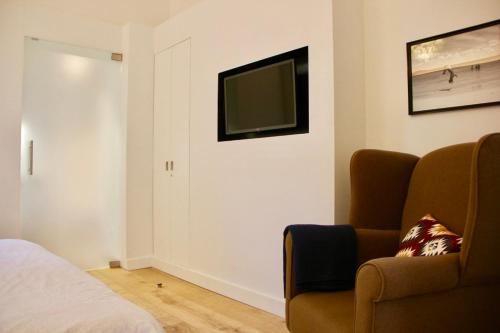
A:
[{"xmin": 111, "ymin": 53, "xmax": 123, "ymax": 62}]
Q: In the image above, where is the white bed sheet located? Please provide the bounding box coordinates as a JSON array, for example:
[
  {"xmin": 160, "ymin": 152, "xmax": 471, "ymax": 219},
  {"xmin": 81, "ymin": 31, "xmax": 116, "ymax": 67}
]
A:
[{"xmin": 0, "ymin": 239, "xmax": 165, "ymax": 333}]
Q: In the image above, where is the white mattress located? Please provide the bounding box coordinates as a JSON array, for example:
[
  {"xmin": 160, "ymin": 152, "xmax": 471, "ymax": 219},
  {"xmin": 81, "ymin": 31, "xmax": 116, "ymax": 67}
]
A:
[{"xmin": 0, "ymin": 239, "xmax": 165, "ymax": 333}]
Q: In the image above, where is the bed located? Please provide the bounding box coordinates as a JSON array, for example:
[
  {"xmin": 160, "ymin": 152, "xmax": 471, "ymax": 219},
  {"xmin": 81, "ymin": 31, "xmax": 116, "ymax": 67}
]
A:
[{"xmin": 0, "ymin": 239, "xmax": 165, "ymax": 333}]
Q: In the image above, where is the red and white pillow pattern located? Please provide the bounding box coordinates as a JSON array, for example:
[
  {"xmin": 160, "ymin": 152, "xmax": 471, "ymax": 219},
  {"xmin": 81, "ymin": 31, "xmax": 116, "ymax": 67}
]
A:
[{"xmin": 396, "ymin": 214, "xmax": 462, "ymax": 257}]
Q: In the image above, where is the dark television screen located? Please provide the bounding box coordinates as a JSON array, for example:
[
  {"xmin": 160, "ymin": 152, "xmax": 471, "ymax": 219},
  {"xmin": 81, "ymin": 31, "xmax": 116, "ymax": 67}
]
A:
[{"xmin": 218, "ymin": 47, "xmax": 308, "ymax": 141}]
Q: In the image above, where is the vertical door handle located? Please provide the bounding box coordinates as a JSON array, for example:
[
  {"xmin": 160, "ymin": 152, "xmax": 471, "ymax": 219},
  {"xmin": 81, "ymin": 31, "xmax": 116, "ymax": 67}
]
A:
[
  {"xmin": 170, "ymin": 161, "xmax": 174, "ymax": 171},
  {"xmin": 166, "ymin": 161, "xmax": 169, "ymax": 171},
  {"xmin": 28, "ymin": 140, "xmax": 34, "ymax": 175}
]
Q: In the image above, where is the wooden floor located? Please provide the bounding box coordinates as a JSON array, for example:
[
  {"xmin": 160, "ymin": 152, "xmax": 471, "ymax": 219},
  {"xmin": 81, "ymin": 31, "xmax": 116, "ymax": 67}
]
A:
[{"xmin": 88, "ymin": 268, "xmax": 288, "ymax": 333}]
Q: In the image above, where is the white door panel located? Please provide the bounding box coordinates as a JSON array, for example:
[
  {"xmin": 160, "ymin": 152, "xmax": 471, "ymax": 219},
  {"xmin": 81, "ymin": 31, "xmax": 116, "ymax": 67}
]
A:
[
  {"xmin": 153, "ymin": 39, "xmax": 191, "ymax": 267},
  {"xmin": 21, "ymin": 38, "xmax": 122, "ymax": 270},
  {"xmin": 154, "ymin": 47, "xmax": 173, "ymax": 262}
]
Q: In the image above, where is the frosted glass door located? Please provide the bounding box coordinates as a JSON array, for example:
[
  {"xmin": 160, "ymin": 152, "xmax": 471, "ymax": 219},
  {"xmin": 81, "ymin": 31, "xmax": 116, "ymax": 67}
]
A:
[{"xmin": 21, "ymin": 38, "xmax": 123, "ymax": 270}]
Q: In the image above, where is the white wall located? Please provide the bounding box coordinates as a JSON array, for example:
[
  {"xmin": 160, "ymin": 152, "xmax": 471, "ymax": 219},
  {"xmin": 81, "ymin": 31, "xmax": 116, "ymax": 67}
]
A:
[
  {"xmin": 0, "ymin": 2, "xmax": 24, "ymax": 238},
  {"xmin": 332, "ymin": 0, "xmax": 366, "ymax": 225},
  {"xmin": 364, "ymin": 0, "xmax": 500, "ymax": 156},
  {"xmin": 0, "ymin": 1, "xmax": 122, "ymax": 239},
  {"xmin": 333, "ymin": 0, "xmax": 500, "ymax": 227},
  {"xmin": 154, "ymin": 0, "xmax": 334, "ymax": 316},
  {"xmin": 121, "ymin": 23, "xmax": 155, "ymax": 267},
  {"xmin": 168, "ymin": 0, "xmax": 201, "ymax": 18}
]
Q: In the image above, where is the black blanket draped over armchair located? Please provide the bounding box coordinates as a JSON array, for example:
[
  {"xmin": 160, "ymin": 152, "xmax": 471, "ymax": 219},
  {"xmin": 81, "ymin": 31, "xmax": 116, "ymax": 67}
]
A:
[{"xmin": 283, "ymin": 224, "xmax": 357, "ymax": 295}]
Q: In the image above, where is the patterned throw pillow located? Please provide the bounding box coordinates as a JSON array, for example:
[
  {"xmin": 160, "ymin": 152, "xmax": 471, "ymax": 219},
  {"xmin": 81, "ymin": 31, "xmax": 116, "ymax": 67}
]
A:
[{"xmin": 396, "ymin": 214, "xmax": 462, "ymax": 257}]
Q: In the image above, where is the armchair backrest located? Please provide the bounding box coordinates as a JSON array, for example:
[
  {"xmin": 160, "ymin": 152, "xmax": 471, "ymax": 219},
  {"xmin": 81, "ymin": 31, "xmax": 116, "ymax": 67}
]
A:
[
  {"xmin": 461, "ymin": 133, "xmax": 500, "ymax": 285},
  {"xmin": 401, "ymin": 143, "xmax": 475, "ymax": 237},
  {"xmin": 401, "ymin": 133, "xmax": 500, "ymax": 285},
  {"xmin": 349, "ymin": 150, "xmax": 419, "ymax": 230}
]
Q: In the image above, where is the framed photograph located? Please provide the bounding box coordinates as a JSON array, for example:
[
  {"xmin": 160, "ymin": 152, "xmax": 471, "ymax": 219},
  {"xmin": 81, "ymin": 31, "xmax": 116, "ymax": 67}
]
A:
[{"xmin": 407, "ymin": 19, "xmax": 500, "ymax": 115}]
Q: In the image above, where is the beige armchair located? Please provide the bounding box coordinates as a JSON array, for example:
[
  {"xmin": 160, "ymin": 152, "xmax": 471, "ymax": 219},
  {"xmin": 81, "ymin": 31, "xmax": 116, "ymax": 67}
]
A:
[{"xmin": 285, "ymin": 133, "xmax": 500, "ymax": 332}]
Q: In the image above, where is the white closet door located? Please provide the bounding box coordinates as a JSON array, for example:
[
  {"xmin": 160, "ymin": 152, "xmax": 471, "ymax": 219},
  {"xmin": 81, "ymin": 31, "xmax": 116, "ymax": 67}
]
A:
[
  {"xmin": 153, "ymin": 39, "xmax": 191, "ymax": 267},
  {"xmin": 153, "ymin": 47, "xmax": 173, "ymax": 262},
  {"xmin": 170, "ymin": 40, "xmax": 191, "ymax": 266}
]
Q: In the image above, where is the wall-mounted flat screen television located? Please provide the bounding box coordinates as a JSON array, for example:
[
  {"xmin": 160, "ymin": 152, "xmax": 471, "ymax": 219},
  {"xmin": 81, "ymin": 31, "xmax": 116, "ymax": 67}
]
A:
[{"xmin": 218, "ymin": 46, "xmax": 308, "ymax": 141}]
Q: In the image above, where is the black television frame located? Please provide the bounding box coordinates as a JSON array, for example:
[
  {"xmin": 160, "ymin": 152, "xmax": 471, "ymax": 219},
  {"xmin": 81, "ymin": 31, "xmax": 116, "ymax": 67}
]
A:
[{"xmin": 218, "ymin": 46, "xmax": 309, "ymax": 142}]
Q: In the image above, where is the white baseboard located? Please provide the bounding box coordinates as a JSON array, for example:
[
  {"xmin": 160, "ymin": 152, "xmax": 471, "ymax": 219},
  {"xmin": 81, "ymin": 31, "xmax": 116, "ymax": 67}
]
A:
[
  {"xmin": 123, "ymin": 256, "xmax": 153, "ymax": 270},
  {"xmin": 151, "ymin": 257, "xmax": 285, "ymax": 317},
  {"xmin": 85, "ymin": 266, "xmax": 109, "ymax": 272}
]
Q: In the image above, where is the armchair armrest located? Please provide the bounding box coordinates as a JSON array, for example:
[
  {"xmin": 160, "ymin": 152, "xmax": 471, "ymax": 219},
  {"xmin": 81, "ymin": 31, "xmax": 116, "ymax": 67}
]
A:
[
  {"xmin": 285, "ymin": 227, "xmax": 402, "ymax": 325},
  {"xmin": 356, "ymin": 253, "xmax": 460, "ymax": 303},
  {"xmin": 355, "ymin": 253, "xmax": 461, "ymax": 333},
  {"xmin": 284, "ymin": 225, "xmax": 357, "ymax": 328}
]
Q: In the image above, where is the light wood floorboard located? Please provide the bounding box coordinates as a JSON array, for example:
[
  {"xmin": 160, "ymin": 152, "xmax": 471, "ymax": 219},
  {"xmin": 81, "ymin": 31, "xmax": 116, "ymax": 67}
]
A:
[{"xmin": 88, "ymin": 268, "xmax": 288, "ymax": 333}]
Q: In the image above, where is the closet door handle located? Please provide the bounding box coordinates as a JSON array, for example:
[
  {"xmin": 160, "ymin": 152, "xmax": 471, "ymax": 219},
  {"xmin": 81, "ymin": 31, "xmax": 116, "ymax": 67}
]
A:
[
  {"xmin": 166, "ymin": 161, "xmax": 169, "ymax": 171},
  {"xmin": 170, "ymin": 161, "xmax": 174, "ymax": 171},
  {"xmin": 28, "ymin": 140, "xmax": 34, "ymax": 175}
]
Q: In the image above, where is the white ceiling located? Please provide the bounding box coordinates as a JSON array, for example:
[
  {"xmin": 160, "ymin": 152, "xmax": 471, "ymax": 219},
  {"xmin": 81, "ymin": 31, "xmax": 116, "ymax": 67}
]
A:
[{"xmin": 23, "ymin": 0, "xmax": 201, "ymax": 26}]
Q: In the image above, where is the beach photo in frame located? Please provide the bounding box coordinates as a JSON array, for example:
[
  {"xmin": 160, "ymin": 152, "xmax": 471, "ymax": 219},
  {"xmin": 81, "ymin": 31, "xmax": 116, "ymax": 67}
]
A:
[{"xmin": 407, "ymin": 19, "xmax": 500, "ymax": 115}]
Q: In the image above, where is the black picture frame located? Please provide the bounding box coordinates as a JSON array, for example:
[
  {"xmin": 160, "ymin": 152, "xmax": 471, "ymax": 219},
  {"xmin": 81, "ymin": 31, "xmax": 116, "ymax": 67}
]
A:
[
  {"xmin": 407, "ymin": 19, "xmax": 500, "ymax": 115},
  {"xmin": 218, "ymin": 46, "xmax": 309, "ymax": 141}
]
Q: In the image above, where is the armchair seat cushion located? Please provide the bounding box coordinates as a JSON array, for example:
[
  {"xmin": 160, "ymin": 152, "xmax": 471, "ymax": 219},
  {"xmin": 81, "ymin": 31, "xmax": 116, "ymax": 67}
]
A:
[{"xmin": 289, "ymin": 290, "xmax": 354, "ymax": 333}]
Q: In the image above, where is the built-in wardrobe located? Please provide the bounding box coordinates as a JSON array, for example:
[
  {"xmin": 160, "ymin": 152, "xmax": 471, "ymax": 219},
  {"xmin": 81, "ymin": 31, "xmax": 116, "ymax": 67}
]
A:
[{"xmin": 153, "ymin": 39, "xmax": 191, "ymax": 267}]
